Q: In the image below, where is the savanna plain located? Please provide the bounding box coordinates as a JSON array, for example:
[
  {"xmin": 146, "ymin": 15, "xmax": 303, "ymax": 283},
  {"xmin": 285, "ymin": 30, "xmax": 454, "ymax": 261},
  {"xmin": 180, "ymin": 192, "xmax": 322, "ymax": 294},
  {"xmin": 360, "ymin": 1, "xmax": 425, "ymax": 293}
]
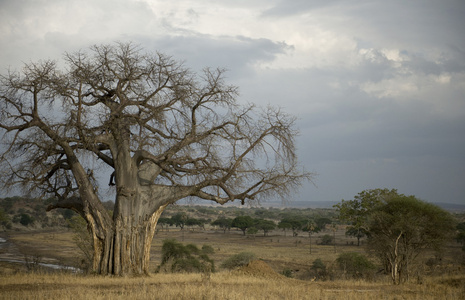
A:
[{"xmin": 1, "ymin": 204, "xmax": 464, "ymax": 300}]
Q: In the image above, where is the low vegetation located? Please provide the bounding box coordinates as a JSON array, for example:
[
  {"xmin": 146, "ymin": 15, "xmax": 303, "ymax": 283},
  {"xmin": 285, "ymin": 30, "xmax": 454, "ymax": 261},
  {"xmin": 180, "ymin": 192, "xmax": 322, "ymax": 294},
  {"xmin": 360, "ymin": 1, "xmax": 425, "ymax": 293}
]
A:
[
  {"xmin": 158, "ymin": 239, "xmax": 215, "ymax": 273},
  {"xmin": 1, "ymin": 194, "xmax": 464, "ymax": 299},
  {"xmin": 220, "ymin": 252, "xmax": 256, "ymax": 270}
]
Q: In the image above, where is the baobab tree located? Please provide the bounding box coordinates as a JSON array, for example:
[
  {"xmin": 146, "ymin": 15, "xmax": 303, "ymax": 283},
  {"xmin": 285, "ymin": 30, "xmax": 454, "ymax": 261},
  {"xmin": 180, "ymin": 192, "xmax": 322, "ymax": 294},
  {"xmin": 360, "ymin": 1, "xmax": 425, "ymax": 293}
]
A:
[{"xmin": 0, "ymin": 42, "xmax": 311, "ymax": 275}]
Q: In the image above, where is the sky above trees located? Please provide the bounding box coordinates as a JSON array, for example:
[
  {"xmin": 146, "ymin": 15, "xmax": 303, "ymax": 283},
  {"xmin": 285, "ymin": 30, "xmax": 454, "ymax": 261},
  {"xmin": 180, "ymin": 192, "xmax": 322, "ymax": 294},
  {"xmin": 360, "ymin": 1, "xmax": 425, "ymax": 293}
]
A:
[{"xmin": 0, "ymin": 0, "xmax": 464, "ymax": 205}]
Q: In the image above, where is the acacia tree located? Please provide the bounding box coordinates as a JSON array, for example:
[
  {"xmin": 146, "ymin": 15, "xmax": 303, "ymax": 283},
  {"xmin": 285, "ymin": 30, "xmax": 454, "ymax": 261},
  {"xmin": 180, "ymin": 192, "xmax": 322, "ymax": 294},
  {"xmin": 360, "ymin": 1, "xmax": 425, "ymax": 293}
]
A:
[
  {"xmin": 367, "ymin": 195, "xmax": 455, "ymax": 285},
  {"xmin": 302, "ymin": 220, "xmax": 319, "ymax": 254},
  {"xmin": 255, "ymin": 219, "xmax": 276, "ymax": 236},
  {"xmin": 231, "ymin": 216, "xmax": 254, "ymax": 235},
  {"xmin": 0, "ymin": 42, "xmax": 311, "ymax": 275},
  {"xmin": 334, "ymin": 188, "xmax": 399, "ymax": 246},
  {"xmin": 211, "ymin": 217, "xmax": 233, "ymax": 233}
]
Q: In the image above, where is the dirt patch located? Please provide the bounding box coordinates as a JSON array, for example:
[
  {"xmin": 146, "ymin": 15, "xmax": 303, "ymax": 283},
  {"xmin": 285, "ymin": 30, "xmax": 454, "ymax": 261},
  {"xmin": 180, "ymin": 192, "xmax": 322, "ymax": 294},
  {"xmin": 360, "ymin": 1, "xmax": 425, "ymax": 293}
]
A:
[{"xmin": 233, "ymin": 259, "xmax": 286, "ymax": 279}]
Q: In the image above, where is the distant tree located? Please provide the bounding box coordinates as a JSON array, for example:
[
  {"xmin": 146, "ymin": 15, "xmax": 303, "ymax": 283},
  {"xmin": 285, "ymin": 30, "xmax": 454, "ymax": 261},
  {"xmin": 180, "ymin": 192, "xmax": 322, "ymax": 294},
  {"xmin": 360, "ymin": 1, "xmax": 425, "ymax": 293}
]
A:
[
  {"xmin": 345, "ymin": 226, "xmax": 369, "ymax": 245},
  {"xmin": 254, "ymin": 209, "xmax": 276, "ymax": 219},
  {"xmin": 367, "ymin": 195, "xmax": 456, "ymax": 285},
  {"xmin": 302, "ymin": 220, "xmax": 321, "ymax": 254},
  {"xmin": 277, "ymin": 219, "xmax": 292, "ymax": 236},
  {"xmin": 334, "ymin": 188, "xmax": 400, "ymax": 246},
  {"xmin": 314, "ymin": 217, "xmax": 332, "ymax": 231},
  {"xmin": 231, "ymin": 216, "xmax": 254, "ymax": 235},
  {"xmin": 157, "ymin": 217, "xmax": 173, "ymax": 231},
  {"xmin": 278, "ymin": 216, "xmax": 305, "ymax": 236},
  {"xmin": 171, "ymin": 213, "xmax": 188, "ymax": 230},
  {"xmin": 247, "ymin": 226, "xmax": 259, "ymax": 238},
  {"xmin": 185, "ymin": 218, "xmax": 205, "ymax": 231},
  {"xmin": 211, "ymin": 217, "xmax": 233, "ymax": 233},
  {"xmin": 198, "ymin": 218, "xmax": 209, "ymax": 229},
  {"xmin": 255, "ymin": 219, "xmax": 276, "ymax": 236}
]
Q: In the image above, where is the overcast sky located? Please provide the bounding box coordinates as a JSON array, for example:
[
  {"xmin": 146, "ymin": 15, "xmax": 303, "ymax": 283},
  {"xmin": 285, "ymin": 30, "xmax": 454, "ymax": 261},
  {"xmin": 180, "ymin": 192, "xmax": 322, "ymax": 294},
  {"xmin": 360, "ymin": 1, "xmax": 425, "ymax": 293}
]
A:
[{"xmin": 1, "ymin": 0, "xmax": 464, "ymax": 205}]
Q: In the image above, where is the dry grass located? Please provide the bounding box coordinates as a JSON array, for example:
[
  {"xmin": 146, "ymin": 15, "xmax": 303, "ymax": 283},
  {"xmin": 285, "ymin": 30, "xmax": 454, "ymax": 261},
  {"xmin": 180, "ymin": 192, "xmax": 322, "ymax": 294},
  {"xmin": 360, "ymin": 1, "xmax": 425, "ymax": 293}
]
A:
[
  {"xmin": 1, "ymin": 228, "xmax": 464, "ymax": 299},
  {"xmin": 151, "ymin": 228, "xmax": 348, "ymax": 274},
  {"xmin": 0, "ymin": 270, "xmax": 464, "ymax": 299}
]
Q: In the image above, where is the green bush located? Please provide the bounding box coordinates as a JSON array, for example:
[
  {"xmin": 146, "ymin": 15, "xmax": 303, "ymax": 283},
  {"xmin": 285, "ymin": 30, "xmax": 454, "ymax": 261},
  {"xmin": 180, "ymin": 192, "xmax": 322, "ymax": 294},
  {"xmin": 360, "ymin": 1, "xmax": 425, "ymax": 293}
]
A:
[
  {"xmin": 220, "ymin": 252, "xmax": 256, "ymax": 270},
  {"xmin": 185, "ymin": 243, "xmax": 199, "ymax": 254},
  {"xmin": 336, "ymin": 252, "xmax": 376, "ymax": 279},
  {"xmin": 282, "ymin": 268, "xmax": 293, "ymax": 278},
  {"xmin": 311, "ymin": 258, "xmax": 326, "ymax": 271},
  {"xmin": 19, "ymin": 213, "xmax": 34, "ymax": 226},
  {"xmin": 159, "ymin": 239, "xmax": 215, "ymax": 273},
  {"xmin": 319, "ymin": 234, "xmax": 333, "ymax": 245},
  {"xmin": 310, "ymin": 258, "xmax": 328, "ymax": 280},
  {"xmin": 172, "ymin": 257, "xmax": 204, "ymax": 273},
  {"xmin": 161, "ymin": 239, "xmax": 190, "ymax": 265}
]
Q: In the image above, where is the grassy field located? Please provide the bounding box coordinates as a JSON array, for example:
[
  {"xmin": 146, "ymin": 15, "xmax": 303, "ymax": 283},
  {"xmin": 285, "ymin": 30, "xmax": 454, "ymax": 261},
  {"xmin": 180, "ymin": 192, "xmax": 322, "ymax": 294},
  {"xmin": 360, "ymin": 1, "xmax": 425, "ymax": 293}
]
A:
[
  {"xmin": 1, "ymin": 227, "xmax": 372, "ymax": 276},
  {"xmin": 0, "ymin": 268, "xmax": 464, "ymax": 299},
  {"xmin": 1, "ymin": 227, "xmax": 464, "ymax": 299}
]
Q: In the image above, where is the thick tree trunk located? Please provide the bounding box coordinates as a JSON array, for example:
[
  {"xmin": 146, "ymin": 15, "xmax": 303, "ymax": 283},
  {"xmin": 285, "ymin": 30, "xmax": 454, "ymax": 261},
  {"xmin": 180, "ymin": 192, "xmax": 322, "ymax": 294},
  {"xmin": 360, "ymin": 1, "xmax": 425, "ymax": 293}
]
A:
[
  {"xmin": 90, "ymin": 204, "xmax": 167, "ymax": 275},
  {"xmin": 66, "ymin": 141, "xmax": 190, "ymax": 275}
]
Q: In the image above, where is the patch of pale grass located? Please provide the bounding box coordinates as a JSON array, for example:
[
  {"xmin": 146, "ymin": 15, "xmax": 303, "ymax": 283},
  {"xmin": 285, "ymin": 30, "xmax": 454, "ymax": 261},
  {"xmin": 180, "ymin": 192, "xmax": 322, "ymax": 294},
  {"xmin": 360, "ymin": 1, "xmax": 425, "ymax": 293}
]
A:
[{"xmin": 1, "ymin": 272, "xmax": 463, "ymax": 300}]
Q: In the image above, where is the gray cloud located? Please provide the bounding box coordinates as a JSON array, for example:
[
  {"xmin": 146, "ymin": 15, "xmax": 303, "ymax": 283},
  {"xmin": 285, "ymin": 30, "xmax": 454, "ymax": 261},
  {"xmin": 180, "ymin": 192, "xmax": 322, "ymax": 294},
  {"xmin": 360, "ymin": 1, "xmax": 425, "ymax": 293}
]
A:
[
  {"xmin": 0, "ymin": 0, "xmax": 464, "ymax": 205},
  {"xmin": 146, "ymin": 35, "xmax": 291, "ymax": 76},
  {"xmin": 261, "ymin": 0, "xmax": 344, "ymax": 17}
]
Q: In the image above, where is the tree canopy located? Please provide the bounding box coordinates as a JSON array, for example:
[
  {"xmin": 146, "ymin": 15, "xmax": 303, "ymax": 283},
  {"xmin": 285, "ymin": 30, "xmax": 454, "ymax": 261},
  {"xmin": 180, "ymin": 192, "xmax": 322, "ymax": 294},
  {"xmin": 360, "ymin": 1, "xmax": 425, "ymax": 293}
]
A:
[
  {"xmin": 231, "ymin": 216, "xmax": 255, "ymax": 235},
  {"xmin": 334, "ymin": 188, "xmax": 399, "ymax": 246},
  {"xmin": 367, "ymin": 195, "xmax": 456, "ymax": 284}
]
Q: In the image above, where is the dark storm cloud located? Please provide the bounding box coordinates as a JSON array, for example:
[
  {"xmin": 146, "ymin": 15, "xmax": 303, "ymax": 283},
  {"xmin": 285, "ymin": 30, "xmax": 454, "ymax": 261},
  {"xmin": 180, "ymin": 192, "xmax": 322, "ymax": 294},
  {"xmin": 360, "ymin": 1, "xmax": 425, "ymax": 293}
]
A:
[
  {"xmin": 0, "ymin": 0, "xmax": 464, "ymax": 205},
  {"xmin": 145, "ymin": 34, "xmax": 291, "ymax": 77}
]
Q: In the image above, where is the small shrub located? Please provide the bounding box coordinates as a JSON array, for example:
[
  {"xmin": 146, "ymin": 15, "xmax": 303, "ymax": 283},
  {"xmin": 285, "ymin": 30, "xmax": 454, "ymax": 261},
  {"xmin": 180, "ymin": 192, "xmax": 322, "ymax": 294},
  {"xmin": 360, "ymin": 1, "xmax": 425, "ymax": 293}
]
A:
[
  {"xmin": 161, "ymin": 239, "xmax": 190, "ymax": 265},
  {"xmin": 311, "ymin": 258, "xmax": 326, "ymax": 271},
  {"xmin": 19, "ymin": 213, "xmax": 34, "ymax": 226},
  {"xmin": 311, "ymin": 258, "xmax": 327, "ymax": 280},
  {"xmin": 319, "ymin": 234, "xmax": 333, "ymax": 245},
  {"xmin": 220, "ymin": 252, "xmax": 256, "ymax": 270},
  {"xmin": 282, "ymin": 268, "xmax": 293, "ymax": 278},
  {"xmin": 159, "ymin": 239, "xmax": 215, "ymax": 273},
  {"xmin": 185, "ymin": 243, "xmax": 199, "ymax": 254},
  {"xmin": 336, "ymin": 252, "xmax": 376, "ymax": 279},
  {"xmin": 172, "ymin": 257, "xmax": 204, "ymax": 273}
]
